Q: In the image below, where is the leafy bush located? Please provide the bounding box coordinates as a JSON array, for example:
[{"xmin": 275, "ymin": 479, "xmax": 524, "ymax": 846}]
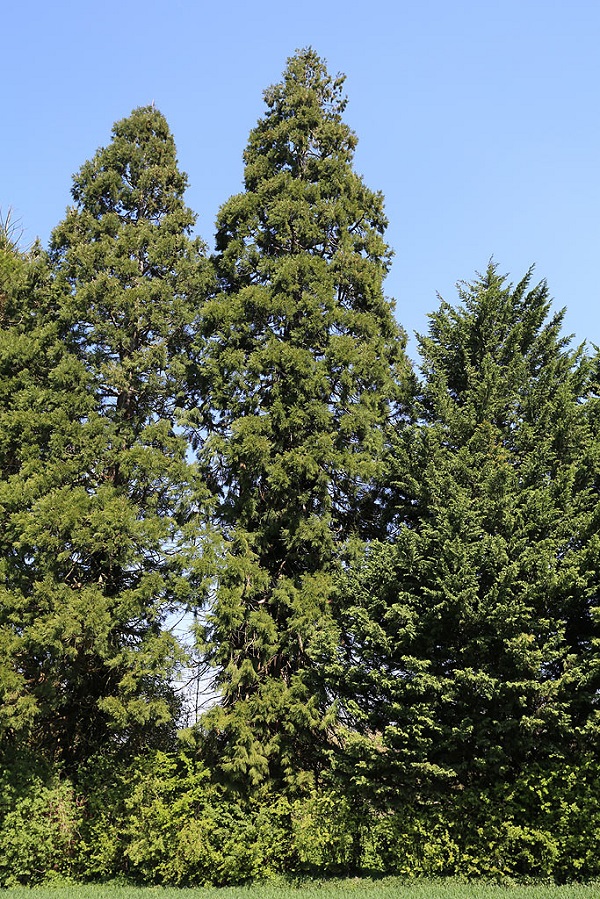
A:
[
  {"xmin": 0, "ymin": 774, "xmax": 81, "ymax": 886},
  {"xmin": 1, "ymin": 749, "xmax": 599, "ymax": 885},
  {"xmin": 77, "ymin": 750, "xmax": 299, "ymax": 885}
]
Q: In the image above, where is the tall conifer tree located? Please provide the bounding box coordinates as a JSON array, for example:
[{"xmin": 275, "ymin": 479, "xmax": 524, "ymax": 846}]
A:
[
  {"xmin": 198, "ymin": 50, "xmax": 412, "ymax": 786},
  {"xmin": 336, "ymin": 264, "xmax": 600, "ymax": 798},
  {"xmin": 0, "ymin": 108, "xmax": 211, "ymax": 767}
]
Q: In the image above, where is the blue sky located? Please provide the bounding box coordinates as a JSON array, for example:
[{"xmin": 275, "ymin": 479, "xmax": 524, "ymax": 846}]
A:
[{"xmin": 4, "ymin": 0, "xmax": 600, "ymax": 359}]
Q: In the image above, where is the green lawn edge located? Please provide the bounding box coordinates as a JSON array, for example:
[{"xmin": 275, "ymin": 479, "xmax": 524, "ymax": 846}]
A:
[{"xmin": 3, "ymin": 878, "xmax": 600, "ymax": 899}]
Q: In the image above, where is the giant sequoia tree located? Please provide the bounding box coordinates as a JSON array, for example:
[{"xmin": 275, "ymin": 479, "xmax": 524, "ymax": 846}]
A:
[
  {"xmin": 198, "ymin": 49, "xmax": 412, "ymax": 786},
  {"xmin": 0, "ymin": 108, "xmax": 211, "ymax": 767},
  {"xmin": 337, "ymin": 264, "xmax": 600, "ymax": 798}
]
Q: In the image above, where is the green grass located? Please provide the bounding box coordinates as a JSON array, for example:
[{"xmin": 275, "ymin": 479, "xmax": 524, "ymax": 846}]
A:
[{"xmin": 2, "ymin": 880, "xmax": 599, "ymax": 899}]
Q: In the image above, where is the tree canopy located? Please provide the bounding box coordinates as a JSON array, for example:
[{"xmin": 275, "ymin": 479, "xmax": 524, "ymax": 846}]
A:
[
  {"xmin": 1, "ymin": 50, "xmax": 599, "ymax": 886},
  {"xmin": 196, "ymin": 49, "xmax": 412, "ymax": 788},
  {"xmin": 335, "ymin": 264, "xmax": 600, "ymax": 799},
  {"xmin": 0, "ymin": 108, "xmax": 212, "ymax": 768}
]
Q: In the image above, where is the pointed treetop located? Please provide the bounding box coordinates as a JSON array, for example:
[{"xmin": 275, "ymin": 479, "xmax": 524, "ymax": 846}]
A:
[
  {"xmin": 66, "ymin": 105, "xmax": 192, "ymax": 225},
  {"xmin": 263, "ymin": 47, "xmax": 349, "ymax": 117},
  {"xmin": 243, "ymin": 48, "xmax": 357, "ymax": 188},
  {"xmin": 417, "ymin": 262, "xmax": 573, "ymax": 417}
]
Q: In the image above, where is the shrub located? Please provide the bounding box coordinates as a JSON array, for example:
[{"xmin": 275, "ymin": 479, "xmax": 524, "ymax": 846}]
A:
[{"xmin": 0, "ymin": 775, "xmax": 81, "ymax": 886}]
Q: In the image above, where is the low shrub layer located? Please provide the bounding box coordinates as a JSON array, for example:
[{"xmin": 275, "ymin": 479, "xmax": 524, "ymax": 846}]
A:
[{"xmin": 1, "ymin": 751, "xmax": 599, "ymax": 887}]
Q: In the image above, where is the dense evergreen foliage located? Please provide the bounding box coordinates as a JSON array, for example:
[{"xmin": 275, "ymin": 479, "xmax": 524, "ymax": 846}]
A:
[
  {"xmin": 197, "ymin": 48, "xmax": 412, "ymax": 788},
  {"xmin": 1, "ymin": 107, "xmax": 212, "ymax": 769},
  {"xmin": 335, "ymin": 266, "xmax": 600, "ymax": 802},
  {"xmin": 1, "ymin": 50, "xmax": 599, "ymax": 886},
  {"xmin": 0, "ymin": 230, "xmax": 98, "ymax": 762}
]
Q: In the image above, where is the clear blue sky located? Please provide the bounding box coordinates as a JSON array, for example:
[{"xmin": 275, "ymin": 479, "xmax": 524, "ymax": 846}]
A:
[{"xmin": 4, "ymin": 0, "xmax": 600, "ymax": 358}]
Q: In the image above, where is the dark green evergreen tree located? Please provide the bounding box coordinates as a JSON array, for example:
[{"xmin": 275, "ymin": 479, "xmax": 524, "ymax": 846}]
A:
[
  {"xmin": 0, "ymin": 108, "xmax": 212, "ymax": 768},
  {"xmin": 197, "ymin": 49, "xmax": 413, "ymax": 787},
  {"xmin": 336, "ymin": 264, "xmax": 600, "ymax": 799}
]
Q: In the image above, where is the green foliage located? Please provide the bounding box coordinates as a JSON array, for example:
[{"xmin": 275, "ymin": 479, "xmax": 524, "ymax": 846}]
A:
[
  {"xmin": 3, "ymin": 55, "xmax": 600, "ymax": 891},
  {"xmin": 368, "ymin": 758, "xmax": 600, "ymax": 882},
  {"xmin": 0, "ymin": 107, "xmax": 212, "ymax": 768},
  {"xmin": 76, "ymin": 750, "xmax": 298, "ymax": 885},
  {"xmin": 0, "ymin": 747, "xmax": 599, "ymax": 885},
  {"xmin": 0, "ymin": 237, "xmax": 93, "ymax": 750},
  {"xmin": 335, "ymin": 264, "xmax": 600, "ymax": 798},
  {"xmin": 0, "ymin": 756, "xmax": 81, "ymax": 886},
  {"xmin": 197, "ymin": 48, "xmax": 412, "ymax": 787}
]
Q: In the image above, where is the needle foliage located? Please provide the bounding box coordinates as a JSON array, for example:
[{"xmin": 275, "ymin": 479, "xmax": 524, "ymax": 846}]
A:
[
  {"xmin": 197, "ymin": 49, "xmax": 412, "ymax": 788},
  {"xmin": 0, "ymin": 108, "xmax": 212, "ymax": 767},
  {"xmin": 336, "ymin": 264, "xmax": 600, "ymax": 799}
]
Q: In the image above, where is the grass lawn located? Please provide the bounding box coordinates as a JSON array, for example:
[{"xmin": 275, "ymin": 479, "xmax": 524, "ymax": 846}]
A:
[{"xmin": 2, "ymin": 879, "xmax": 599, "ymax": 899}]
